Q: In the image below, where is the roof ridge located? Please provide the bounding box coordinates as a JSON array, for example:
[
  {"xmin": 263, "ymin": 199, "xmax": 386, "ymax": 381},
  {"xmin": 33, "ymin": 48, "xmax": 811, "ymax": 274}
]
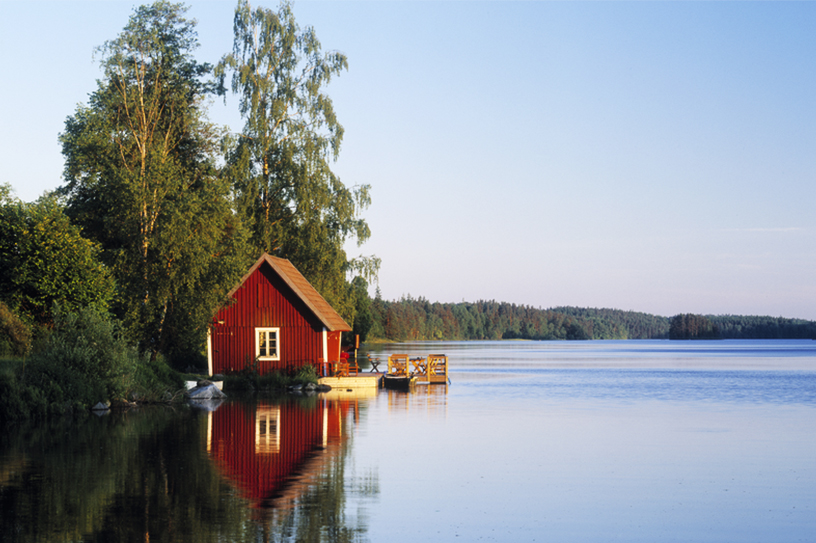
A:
[{"xmin": 227, "ymin": 253, "xmax": 351, "ymax": 332}]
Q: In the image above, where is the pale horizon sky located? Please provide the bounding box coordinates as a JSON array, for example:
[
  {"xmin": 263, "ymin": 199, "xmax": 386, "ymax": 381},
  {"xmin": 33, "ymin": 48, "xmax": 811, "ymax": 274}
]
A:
[{"xmin": 2, "ymin": 1, "xmax": 815, "ymax": 319}]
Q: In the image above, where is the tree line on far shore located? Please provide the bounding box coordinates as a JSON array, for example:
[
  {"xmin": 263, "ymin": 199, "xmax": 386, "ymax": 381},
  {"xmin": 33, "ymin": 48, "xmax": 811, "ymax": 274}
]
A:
[
  {"xmin": 349, "ymin": 293, "xmax": 816, "ymax": 342},
  {"xmin": 669, "ymin": 313, "xmax": 816, "ymax": 340}
]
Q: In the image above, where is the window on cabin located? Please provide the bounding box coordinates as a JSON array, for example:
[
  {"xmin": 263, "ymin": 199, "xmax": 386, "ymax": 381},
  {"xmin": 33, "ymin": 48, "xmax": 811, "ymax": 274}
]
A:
[{"xmin": 255, "ymin": 328, "xmax": 280, "ymax": 360}]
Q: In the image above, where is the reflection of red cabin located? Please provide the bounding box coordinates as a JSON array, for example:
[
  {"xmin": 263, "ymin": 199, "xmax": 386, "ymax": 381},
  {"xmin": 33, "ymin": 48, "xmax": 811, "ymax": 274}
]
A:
[
  {"xmin": 207, "ymin": 253, "xmax": 351, "ymax": 375},
  {"xmin": 207, "ymin": 399, "xmax": 355, "ymax": 508}
]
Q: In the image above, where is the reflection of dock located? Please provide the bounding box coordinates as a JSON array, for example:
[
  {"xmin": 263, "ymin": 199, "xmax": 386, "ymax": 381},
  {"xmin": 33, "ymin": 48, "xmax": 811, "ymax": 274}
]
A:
[
  {"xmin": 387, "ymin": 382, "xmax": 448, "ymax": 418},
  {"xmin": 321, "ymin": 384, "xmax": 379, "ymax": 400}
]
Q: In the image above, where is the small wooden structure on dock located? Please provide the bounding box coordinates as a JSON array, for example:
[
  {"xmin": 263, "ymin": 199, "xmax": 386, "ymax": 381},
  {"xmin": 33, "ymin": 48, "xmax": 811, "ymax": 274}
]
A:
[
  {"xmin": 422, "ymin": 354, "xmax": 449, "ymax": 384},
  {"xmin": 383, "ymin": 354, "xmax": 415, "ymax": 389},
  {"xmin": 383, "ymin": 353, "xmax": 449, "ymax": 389}
]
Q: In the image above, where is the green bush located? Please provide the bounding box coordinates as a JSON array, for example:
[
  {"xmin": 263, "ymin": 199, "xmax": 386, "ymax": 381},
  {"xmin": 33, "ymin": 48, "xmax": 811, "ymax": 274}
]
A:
[
  {"xmin": 257, "ymin": 372, "xmax": 290, "ymax": 391},
  {"xmin": 0, "ymin": 193, "xmax": 116, "ymax": 327},
  {"xmin": 293, "ymin": 364, "xmax": 318, "ymax": 384},
  {"xmin": 222, "ymin": 363, "xmax": 319, "ymax": 394},
  {"xmin": 222, "ymin": 373, "xmax": 257, "ymax": 392},
  {"xmin": 0, "ymin": 371, "xmax": 28, "ymax": 424},
  {"xmin": 0, "ymin": 306, "xmax": 187, "ymax": 424},
  {"xmin": 130, "ymin": 354, "xmax": 184, "ymax": 402},
  {"xmin": 24, "ymin": 305, "xmax": 145, "ymax": 407}
]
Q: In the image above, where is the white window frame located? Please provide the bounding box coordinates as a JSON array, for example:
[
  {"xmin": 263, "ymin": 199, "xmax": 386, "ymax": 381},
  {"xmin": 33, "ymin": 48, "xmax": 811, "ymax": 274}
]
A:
[{"xmin": 255, "ymin": 327, "xmax": 280, "ymax": 361}]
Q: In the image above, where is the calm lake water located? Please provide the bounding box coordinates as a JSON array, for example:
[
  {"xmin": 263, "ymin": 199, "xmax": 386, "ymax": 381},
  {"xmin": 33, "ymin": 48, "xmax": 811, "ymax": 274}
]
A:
[{"xmin": 1, "ymin": 340, "xmax": 814, "ymax": 542}]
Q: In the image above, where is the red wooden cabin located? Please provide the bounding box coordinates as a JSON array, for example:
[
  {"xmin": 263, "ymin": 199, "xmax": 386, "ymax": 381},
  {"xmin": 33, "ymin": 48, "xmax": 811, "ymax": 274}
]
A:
[{"xmin": 207, "ymin": 253, "xmax": 351, "ymax": 376}]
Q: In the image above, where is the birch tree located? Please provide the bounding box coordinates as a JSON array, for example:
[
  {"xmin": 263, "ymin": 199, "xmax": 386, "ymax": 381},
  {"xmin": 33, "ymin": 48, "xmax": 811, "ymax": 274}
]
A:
[
  {"xmin": 217, "ymin": 0, "xmax": 377, "ymax": 322},
  {"xmin": 60, "ymin": 2, "xmax": 247, "ymax": 362}
]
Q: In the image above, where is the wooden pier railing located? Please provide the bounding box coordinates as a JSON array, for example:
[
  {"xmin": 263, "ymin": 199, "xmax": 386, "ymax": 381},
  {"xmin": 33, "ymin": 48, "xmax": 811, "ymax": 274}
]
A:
[
  {"xmin": 387, "ymin": 354, "xmax": 410, "ymax": 376},
  {"xmin": 384, "ymin": 353, "xmax": 448, "ymax": 383},
  {"xmin": 426, "ymin": 354, "xmax": 448, "ymax": 383}
]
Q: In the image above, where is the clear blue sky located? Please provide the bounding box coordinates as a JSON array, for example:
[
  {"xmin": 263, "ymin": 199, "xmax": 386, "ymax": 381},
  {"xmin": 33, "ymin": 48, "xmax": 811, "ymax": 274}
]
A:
[{"xmin": 2, "ymin": 1, "xmax": 815, "ymax": 319}]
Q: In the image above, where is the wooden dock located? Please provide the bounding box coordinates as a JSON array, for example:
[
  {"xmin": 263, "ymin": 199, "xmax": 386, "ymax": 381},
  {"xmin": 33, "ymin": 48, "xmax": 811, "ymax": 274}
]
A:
[
  {"xmin": 385, "ymin": 353, "xmax": 449, "ymax": 386},
  {"xmin": 318, "ymin": 374, "xmax": 382, "ymax": 390},
  {"xmin": 317, "ymin": 353, "xmax": 448, "ymax": 392}
]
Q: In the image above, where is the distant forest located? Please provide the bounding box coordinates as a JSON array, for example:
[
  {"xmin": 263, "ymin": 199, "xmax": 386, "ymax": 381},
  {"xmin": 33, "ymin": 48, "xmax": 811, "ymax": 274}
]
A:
[{"xmin": 355, "ymin": 294, "xmax": 816, "ymax": 342}]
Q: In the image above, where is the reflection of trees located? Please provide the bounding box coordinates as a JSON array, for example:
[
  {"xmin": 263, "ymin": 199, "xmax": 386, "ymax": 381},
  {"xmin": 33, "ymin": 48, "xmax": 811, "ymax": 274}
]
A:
[
  {"xmin": 0, "ymin": 408, "xmax": 253, "ymax": 542},
  {"xmin": 86, "ymin": 410, "xmax": 252, "ymax": 543},
  {"xmin": 266, "ymin": 421, "xmax": 378, "ymax": 543},
  {"xmin": 0, "ymin": 398, "xmax": 378, "ymax": 543}
]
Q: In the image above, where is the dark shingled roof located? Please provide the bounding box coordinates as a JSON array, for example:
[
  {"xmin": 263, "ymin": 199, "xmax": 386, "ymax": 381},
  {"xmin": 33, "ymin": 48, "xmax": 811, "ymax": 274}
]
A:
[{"xmin": 229, "ymin": 253, "xmax": 351, "ymax": 332}]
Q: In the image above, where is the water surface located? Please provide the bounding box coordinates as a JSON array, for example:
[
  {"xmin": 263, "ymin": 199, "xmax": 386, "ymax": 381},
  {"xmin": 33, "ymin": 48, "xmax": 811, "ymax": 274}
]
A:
[{"xmin": 1, "ymin": 340, "xmax": 814, "ymax": 542}]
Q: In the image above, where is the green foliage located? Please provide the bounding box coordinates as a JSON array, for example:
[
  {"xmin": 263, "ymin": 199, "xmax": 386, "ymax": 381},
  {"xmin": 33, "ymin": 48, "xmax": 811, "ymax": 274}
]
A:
[
  {"xmin": 365, "ymin": 297, "xmax": 816, "ymax": 342},
  {"xmin": 669, "ymin": 314, "xmax": 721, "ymax": 340},
  {"xmin": 0, "ymin": 188, "xmax": 115, "ymax": 326},
  {"xmin": 551, "ymin": 306, "xmax": 670, "ymax": 339},
  {"xmin": 1, "ymin": 305, "xmax": 184, "ymax": 423},
  {"xmin": 59, "ymin": 1, "xmax": 249, "ymax": 363},
  {"xmin": 25, "ymin": 305, "xmax": 146, "ymax": 407},
  {"xmin": 131, "ymin": 354, "xmax": 185, "ymax": 402},
  {"xmin": 0, "ymin": 183, "xmax": 13, "ymax": 204},
  {"xmin": 350, "ymin": 276, "xmax": 373, "ymax": 343},
  {"xmin": 0, "ymin": 302, "xmax": 32, "ymax": 357},
  {"xmin": 368, "ymin": 287, "xmax": 387, "ymax": 339},
  {"xmin": 221, "ymin": 373, "xmax": 258, "ymax": 392},
  {"xmin": 708, "ymin": 314, "xmax": 816, "ymax": 339},
  {"xmin": 293, "ymin": 362, "xmax": 318, "ymax": 384},
  {"xmin": 0, "ymin": 370, "xmax": 28, "ymax": 424},
  {"xmin": 217, "ymin": 0, "xmax": 377, "ymax": 327},
  {"xmin": 222, "ymin": 360, "xmax": 318, "ymax": 393}
]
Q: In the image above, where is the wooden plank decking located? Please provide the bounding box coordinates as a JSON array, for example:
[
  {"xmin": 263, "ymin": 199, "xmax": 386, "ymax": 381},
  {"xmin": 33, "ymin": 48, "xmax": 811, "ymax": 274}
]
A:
[{"xmin": 318, "ymin": 374, "xmax": 382, "ymax": 389}]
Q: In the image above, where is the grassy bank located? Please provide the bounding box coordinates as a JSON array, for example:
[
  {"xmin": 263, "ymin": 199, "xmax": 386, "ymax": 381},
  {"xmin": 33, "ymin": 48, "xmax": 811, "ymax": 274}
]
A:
[
  {"xmin": 217, "ymin": 363, "xmax": 319, "ymax": 395},
  {"xmin": 0, "ymin": 303, "xmax": 326, "ymax": 425},
  {"xmin": 0, "ymin": 306, "xmax": 184, "ymax": 425}
]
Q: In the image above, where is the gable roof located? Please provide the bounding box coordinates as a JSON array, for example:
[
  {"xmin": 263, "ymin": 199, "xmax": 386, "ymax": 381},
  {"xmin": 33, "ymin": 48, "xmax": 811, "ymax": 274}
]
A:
[{"xmin": 228, "ymin": 253, "xmax": 351, "ymax": 332}]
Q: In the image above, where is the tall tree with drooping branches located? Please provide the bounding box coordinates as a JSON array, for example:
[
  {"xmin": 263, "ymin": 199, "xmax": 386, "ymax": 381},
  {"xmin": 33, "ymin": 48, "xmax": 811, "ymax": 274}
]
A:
[{"xmin": 217, "ymin": 0, "xmax": 378, "ymax": 323}]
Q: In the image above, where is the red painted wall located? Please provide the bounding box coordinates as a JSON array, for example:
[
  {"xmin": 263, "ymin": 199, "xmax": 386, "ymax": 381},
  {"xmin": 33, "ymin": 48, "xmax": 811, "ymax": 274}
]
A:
[
  {"xmin": 211, "ymin": 263, "xmax": 342, "ymax": 374},
  {"xmin": 327, "ymin": 331, "xmax": 343, "ymax": 364}
]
